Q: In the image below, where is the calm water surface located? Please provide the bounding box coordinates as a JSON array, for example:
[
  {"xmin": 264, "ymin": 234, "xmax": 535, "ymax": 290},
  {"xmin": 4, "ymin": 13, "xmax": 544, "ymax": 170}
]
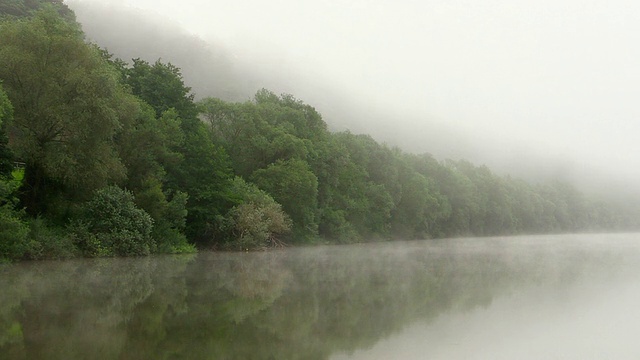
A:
[{"xmin": 2, "ymin": 233, "xmax": 640, "ymax": 359}]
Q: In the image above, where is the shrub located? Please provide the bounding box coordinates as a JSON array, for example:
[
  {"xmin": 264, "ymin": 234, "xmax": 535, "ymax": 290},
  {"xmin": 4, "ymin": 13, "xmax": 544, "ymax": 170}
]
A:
[
  {"xmin": 225, "ymin": 177, "xmax": 292, "ymax": 250},
  {"xmin": 0, "ymin": 207, "xmax": 28, "ymax": 261},
  {"xmin": 73, "ymin": 186, "xmax": 154, "ymax": 256},
  {"xmin": 23, "ymin": 217, "xmax": 77, "ymax": 260},
  {"xmin": 0, "ymin": 171, "xmax": 29, "ymax": 261}
]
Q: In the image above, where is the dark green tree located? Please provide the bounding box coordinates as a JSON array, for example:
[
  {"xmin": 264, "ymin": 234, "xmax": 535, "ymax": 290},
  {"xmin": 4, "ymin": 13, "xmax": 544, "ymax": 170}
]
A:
[
  {"xmin": 164, "ymin": 120, "xmax": 235, "ymax": 244},
  {"xmin": 123, "ymin": 58, "xmax": 235, "ymax": 245}
]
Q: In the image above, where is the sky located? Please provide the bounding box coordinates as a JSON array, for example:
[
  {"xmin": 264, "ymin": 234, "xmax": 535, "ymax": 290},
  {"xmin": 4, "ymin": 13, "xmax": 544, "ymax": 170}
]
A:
[{"xmin": 67, "ymin": 0, "xmax": 640, "ymax": 193}]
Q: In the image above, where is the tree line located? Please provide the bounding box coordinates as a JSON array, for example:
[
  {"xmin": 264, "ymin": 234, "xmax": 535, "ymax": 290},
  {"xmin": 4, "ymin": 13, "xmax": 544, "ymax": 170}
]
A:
[{"xmin": 0, "ymin": 1, "xmax": 637, "ymax": 261}]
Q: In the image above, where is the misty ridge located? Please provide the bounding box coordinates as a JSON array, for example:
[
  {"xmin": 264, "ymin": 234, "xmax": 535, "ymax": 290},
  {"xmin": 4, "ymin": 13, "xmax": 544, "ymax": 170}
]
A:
[
  {"xmin": 67, "ymin": 2, "xmax": 490, "ymax": 153},
  {"xmin": 68, "ymin": 1, "xmax": 640, "ymax": 199},
  {"xmin": 1, "ymin": 0, "xmax": 640, "ymax": 262},
  {"xmin": 63, "ymin": 5, "xmax": 472, "ymax": 155},
  {"xmin": 78, "ymin": 0, "xmax": 635, "ymax": 202}
]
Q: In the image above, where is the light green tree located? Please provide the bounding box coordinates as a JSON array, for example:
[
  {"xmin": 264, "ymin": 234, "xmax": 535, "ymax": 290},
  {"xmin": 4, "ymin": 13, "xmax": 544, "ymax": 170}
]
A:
[{"xmin": 226, "ymin": 177, "xmax": 291, "ymax": 250}]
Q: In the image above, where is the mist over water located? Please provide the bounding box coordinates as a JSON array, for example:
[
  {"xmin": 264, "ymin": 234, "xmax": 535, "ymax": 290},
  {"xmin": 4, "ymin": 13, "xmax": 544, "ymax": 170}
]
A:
[
  {"xmin": 334, "ymin": 236, "xmax": 640, "ymax": 359},
  {"xmin": 3, "ymin": 233, "xmax": 640, "ymax": 359}
]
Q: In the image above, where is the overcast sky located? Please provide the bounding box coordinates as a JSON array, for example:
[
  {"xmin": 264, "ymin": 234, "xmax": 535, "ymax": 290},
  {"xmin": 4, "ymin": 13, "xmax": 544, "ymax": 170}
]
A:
[{"xmin": 68, "ymin": 0, "xmax": 640, "ymax": 192}]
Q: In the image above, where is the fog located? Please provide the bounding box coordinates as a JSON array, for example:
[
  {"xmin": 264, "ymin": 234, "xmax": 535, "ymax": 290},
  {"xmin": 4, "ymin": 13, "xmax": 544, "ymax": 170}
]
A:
[{"xmin": 67, "ymin": 0, "xmax": 640, "ymax": 195}]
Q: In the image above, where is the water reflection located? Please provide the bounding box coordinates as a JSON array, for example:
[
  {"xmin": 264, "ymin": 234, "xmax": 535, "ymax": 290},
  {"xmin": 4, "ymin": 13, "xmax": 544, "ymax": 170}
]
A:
[{"xmin": 1, "ymin": 234, "xmax": 639, "ymax": 359}]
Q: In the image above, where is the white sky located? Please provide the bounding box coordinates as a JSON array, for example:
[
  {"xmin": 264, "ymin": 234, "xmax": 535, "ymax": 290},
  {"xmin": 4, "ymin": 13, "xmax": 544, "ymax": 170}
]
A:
[{"xmin": 69, "ymin": 0, "xmax": 640, "ymax": 190}]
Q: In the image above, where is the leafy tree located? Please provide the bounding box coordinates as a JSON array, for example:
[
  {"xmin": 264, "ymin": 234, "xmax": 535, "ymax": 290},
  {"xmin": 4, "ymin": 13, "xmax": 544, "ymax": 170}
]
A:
[
  {"xmin": 122, "ymin": 58, "xmax": 235, "ymax": 245},
  {"xmin": 134, "ymin": 178, "xmax": 193, "ymax": 253},
  {"xmin": 392, "ymin": 169, "xmax": 444, "ymax": 238},
  {"xmin": 199, "ymin": 95, "xmax": 315, "ymax": 178},
  {"xmin": 251, "ymin": 159, "xmax": 319, "ymax": 241},
  {"xmin": 164, "ymin": 120, "xmax": 235, "ymax": 245},
  {"xmin": 328, "ymin": 132, "xmax": 399, "ymax": 236},
  {"xmin": 0, "ymin": 10, "xmax": 127, "ymax": 215},
  {"xmin": 254, "ymin": 89, "xmax": 327, "ymax": 143},
  {"xmin": 311, "ymin": 136, "xmax": 359, "ymax": 241},
  {"xmin": 124, "ymin": 58, "xmax": 197, "ymax": 120}
]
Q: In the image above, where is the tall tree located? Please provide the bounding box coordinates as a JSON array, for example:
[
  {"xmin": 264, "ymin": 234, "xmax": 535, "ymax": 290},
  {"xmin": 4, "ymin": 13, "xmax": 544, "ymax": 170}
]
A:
[
  {"xmin": 124, "ymin": 58, "xmax": 235, "ymax": 244},
  {"xmin": 0, "ymin": 9, "xmax": 126, "ymax": 215}
]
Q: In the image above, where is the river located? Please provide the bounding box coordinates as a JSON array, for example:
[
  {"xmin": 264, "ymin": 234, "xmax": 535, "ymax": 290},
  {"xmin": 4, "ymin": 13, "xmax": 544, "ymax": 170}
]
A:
[{"xmin": 1, "ymin": 233, "xmax": 639, "ymax": 359}]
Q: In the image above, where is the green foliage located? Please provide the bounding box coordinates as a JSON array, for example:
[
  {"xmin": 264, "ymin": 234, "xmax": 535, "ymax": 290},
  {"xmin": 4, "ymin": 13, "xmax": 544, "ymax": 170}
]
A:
[
  {"xmin": 0, "ymin": 83, "xmax": 11, "ymax": 127},
  {"xmin": 198, "ymin": 91, "xmax": 322, "ymax": 178},
  {"xmin": 22, "ymin": 217, "xmax": 77, "ymax": 260},
  {"xmin": 0, "ymin": 169, "xmax": 27, "ymax": 261},
  {"xmin": 0, "ymin": 171, "xmax": 75, "ymax": 261},
  {"xmin": 124, "ymin": 58, "xmax": 197, "ymax": 119},
  {"xmin": 0, "ymin": 84, "xmax": 13, "ymax": 178},
  {"xmin": 165, "ymin": 121, "xmax": 235, "ymax": 245},
  {"xmin": 0, "ymin": 0, "xmax": 75, "ymax": 21},
  {"xmin": 138, "ymin": 184, "xmax": 194, "ymax": 254},
  {"xmin": 121, "ymin": 58, "xmax": 235, "ymax": 245},
  {"xmin": 225, "ymin": 177, "xmax": 292, "ymax": 250},
  {"xmin": 0, "ymin": 9, "xmax": 127, "ymax": 215},
  {"xmin": 115, "ymin": 100, "xmax": 183, "ymax": 189},
  {"xmin": 392, "ymin": 167, "xmax": 450, "ymax": 238},
  {"xmin": 74, "ymin": 186, "xmax": 154, "ymax": 257},
  {"xmin": 251, "ymin": 159, "xmax": 319, "ymax": 241},
  {"xmin": 0, "ymin": 206, "xmax": 28, "ymax": 261}
]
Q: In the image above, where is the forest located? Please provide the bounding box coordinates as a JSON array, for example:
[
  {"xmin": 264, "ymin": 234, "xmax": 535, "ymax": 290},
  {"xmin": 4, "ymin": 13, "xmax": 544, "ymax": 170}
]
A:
[{"xmin": 0, "ymin": 0, "xmax": 638, "ymax": 261}]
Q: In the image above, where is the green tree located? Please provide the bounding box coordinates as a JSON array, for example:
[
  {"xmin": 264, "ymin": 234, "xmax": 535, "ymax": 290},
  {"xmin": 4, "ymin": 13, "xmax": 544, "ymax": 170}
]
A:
[
  {"xmin": 254, "ymin": 89, "xmax": 327, "ymax": 143},
  {"xmin": 0, "ymin": 10, "xmax": 126, "ymax": 215},
  {"xmin": 109, "ymin": 75, "xmax": 192, "ymax": 251},
  {"xmin": 124, "ymin": 58, "xmax": 197, "ymax": 120},
  {"xmin": 166, "ymin": 121, "xmax": 235, "ymax": 245},
  {"xmin": 199, "ymin": 95, "xmax": 316, "ymax": 178},
  {"xmin": 251, "ymin": 159, "xmax": 319, "ymax": 241},
  {"xmin": 123, "ymin": 58, "xmax": 235, "ymax": 245}
]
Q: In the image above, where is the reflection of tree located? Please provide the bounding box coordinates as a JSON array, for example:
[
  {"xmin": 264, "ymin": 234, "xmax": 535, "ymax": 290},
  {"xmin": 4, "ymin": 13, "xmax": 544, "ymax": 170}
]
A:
[
  {"xmin": 0, "ymin": 255, "xmax": 195, "ymax": 360},
  {"xmin": 0, "ymin": 237, "xmax": 630, "ymax": 359}
]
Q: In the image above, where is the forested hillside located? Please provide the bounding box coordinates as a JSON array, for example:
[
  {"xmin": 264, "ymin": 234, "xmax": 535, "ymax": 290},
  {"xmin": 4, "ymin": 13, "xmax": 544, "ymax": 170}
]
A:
[{"xmin": 0, "ymin": 1, "xmax": 637, "ymax": 261}]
